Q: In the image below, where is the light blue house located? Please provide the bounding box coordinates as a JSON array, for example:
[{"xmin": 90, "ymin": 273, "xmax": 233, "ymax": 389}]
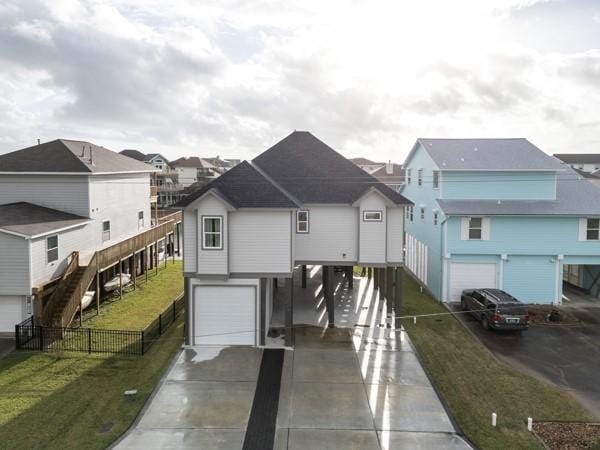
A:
[{"xmin": 401, "ymin": 138, "xmax": 600, "ymax": 305}]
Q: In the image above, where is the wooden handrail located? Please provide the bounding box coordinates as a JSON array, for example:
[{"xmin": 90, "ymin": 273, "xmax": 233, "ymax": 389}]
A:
[
  {"xmin": 48, "ymin": 212, "xmax": 182, "ymax": 328},
  {"xmin": 42, "ymin": 251, "xmax": 79, "ymax": 326}
]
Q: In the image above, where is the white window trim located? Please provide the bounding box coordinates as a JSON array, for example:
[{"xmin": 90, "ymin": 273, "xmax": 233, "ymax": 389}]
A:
[
  {"xmin": 409, "ymin": 206, "xmax": 414, "ymax": 222},
  {"xmin": 202, "ymin": 216, "xmax": 223, "ymax": 250},
  {"xmin": 296, "ymin": 210, "xmax": 309, "ymax": 233},
  {"xmin": 461, "ymin": 216, "xmax": 490, "ymax": 241},
  {"xmin": 46, "ymin": 234, "xmax": 59, "ymax": 264},
  {"xmin": 102, "ymin": 220, "xmax": 111, "ymax": 242},
  {"xmin": 433, "ymin": 211, "xmax": 439, "ymax": 225},
  {"xmin": 581, "ymin": 217, "xmax": 600, "ymax": 241},
  {"xmin": 362, "ymin": 210, "xmax": 383, "ymax": 222},
  {"xmin": 417, "ymin": 169, "xmax": 423, "ymax": 186}
]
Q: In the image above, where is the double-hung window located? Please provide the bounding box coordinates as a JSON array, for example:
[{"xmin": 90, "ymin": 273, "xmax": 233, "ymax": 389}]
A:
[
  {"xmin": 102, "ymin": 220, "xmax": 111, "ymax": 242},
  {"xmin": 420, "ymin": 207, "xmax": 425, "ymax": 220},
  {"xmin": 138, "ymin": 211, "xmax": 144, "ymax": 229},
  {"xmin": 432, "ymin": 170, "xmax": 439, "ymax": 189},
  {"xmin": 297, "ymin": 210, "xmax": 309, "ymax": 233},
  {"xmin": 202, "ymin": 216, "xmax": 223, "ymax": 249},
  {"xmin": 363, "ymin": 211, "xmax": 383, "ymax": 222},
  {"xmin": 409, "ymin": 206, "xmax": 414, "ymax": 222},
  {"xmin": 586, "ymin": 218, "xmax": 600, "ymax": 240},
  {"xmin": 468, "ymin": 217, "xmax": 483, "ymax": 240},
  {"xmin": 418, "ymin": 169, "xmax": 423, "ymax": 186},
  {"xmin": 433, "ymin": 211, "xmax": 439, "ymax": 225},
  {"xmin": 47, "ymin": 235, "xmax": 58, "ymax": 263}
]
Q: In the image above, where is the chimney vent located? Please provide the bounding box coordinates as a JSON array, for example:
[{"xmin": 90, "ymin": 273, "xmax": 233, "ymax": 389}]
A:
[
  {"xmin": 385, "ymin": 160, "xmax": 393, "ymax": 175},
  {"xmin": 37, "ymin": 139, "xmax": 41, "ymax": 145}
]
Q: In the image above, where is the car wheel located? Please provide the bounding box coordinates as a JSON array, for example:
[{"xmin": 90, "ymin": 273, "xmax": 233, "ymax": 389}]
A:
[{"xmin": 481, "ymin": 316, "xmax": 490, "ymax": 330}]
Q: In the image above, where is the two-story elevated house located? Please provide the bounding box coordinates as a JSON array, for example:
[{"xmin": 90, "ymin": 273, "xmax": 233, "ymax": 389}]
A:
[
  {"xmin": 177, "ymin": 131, "xmax": 411, "ymax": 347},
  {"xmin": 0, "ymin": 139, "xmax": 182, "ymax": 332},
  {"xmin": 402, "ymin": 138, "xmax": 600, "ymax": 305}
]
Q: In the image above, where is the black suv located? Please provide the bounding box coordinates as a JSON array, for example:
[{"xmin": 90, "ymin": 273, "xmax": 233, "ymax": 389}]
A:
[{"xmin": 461, "ymin": 288, "xmax": 529, "ymax": 331}]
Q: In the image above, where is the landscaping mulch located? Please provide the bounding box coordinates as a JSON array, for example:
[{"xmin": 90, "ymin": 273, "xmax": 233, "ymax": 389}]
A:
[
  {"xmin": 527, "ymin": 305, "xmax": 581, "ymax": 325},
  {"xmin": 533, "ymin": 422, "xmax": 600, "ymax": 449}
]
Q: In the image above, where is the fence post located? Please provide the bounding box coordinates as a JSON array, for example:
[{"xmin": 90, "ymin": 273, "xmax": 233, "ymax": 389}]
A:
[
  {"xmin": 88, "ymin": 328, "xmax": 92, "ymax": 354},
  {"xmin": 141, "ymin": 330, "xmax": 145, "ymax": 355},
  {"xmin": 38, "ymin": 325, "xmax": 44, "ymax": 351},
  {"xmin": 15, "ymin": 324, "xmax": 20, "ymax": 350},
  {"xmin": 159, "ymin": 314, "xmax": 162, "ymax": 336}
]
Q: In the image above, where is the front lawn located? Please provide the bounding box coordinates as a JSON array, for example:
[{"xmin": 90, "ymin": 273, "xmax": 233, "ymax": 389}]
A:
[
  {"xmin": 400, "ymin": 272, "xmax": 593, "ymax": 450},
  {"xmin": 85, "ymin": 260, "xmax": 183, "ymax": 330},
  {"xmin": 0, "ymin": 259, "xmax": 185, "ymax": 449}
]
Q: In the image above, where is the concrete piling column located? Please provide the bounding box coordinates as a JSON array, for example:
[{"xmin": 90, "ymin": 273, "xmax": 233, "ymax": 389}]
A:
[
  {"xmin": 367, "ymin": 267, "xmax": 372, "ymax": 280},
  {"xmin": 324, "ymin": 266, "xmax": 335, "ymax": 327},
  {"xmin": 379, "ymin": 268, "xmax": 385, "ymax": 301},
  {"xmin": 386, "ymin": 266, "xmax": 393, "ymax": 317},
  {"xmin": 374, "ymin": 267, "xmax": 379, "ymax": 290},
  {"xmin": 285, "ymin": 275, "xmax": 294, "ymax": 347},
  {"xmin": 395, "ymin": 267, "xmax": 403, "ymax": 329},
  {"xmin": 301, "ymin": 265, "xmax": 307, "ymax": 288}
]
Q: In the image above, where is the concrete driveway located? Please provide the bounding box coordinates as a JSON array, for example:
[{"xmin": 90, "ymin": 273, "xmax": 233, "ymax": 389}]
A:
[
  {"xmin": 450, "ymin": 292, "xmax": 600, "ymax": 419},
  {"xmin": 115, "ymin": 328, "xmax": 471, "ymax": 449}
]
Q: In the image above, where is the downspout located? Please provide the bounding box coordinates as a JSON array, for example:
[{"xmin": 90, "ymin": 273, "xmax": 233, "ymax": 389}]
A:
[{"xmin": 441, "ymin": 217, "xmax": 448, "ymax": 302}]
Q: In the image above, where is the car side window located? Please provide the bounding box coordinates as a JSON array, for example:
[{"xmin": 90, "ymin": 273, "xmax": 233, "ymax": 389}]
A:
[{"xmin": 473, "ymin": 292, "xmax": 485, "ymax": 304}]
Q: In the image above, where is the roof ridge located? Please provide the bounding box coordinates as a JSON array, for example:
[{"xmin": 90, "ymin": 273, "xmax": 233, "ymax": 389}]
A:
[{"xmin": 249, "ymin": 160, "xmax": 302, "ymax": 207}]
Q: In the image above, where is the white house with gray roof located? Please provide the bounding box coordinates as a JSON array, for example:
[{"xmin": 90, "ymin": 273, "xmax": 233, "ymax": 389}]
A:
[
  {"xmin": 401, "ymin": 138, "xmax": 600, "ymax": 305},
  {"xmin": 0, "ymin": 139, "xmax": 158, "ymax": 332},
  {"xmin": 176, "ymin": 131, "xmax": 411, "ymax": 347}
]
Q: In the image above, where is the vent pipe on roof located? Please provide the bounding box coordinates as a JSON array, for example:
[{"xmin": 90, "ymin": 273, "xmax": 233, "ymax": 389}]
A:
[
  {"xmin": 81, "ymin": 145, "xmax": 85, "ymax": 157},
  {"xmin": 386, "ymin": 160, "xmax": 393, "ymax": 175},
  {"xmin": 37, "ymin": 139, "xmax": 40, "ymax": 145}
]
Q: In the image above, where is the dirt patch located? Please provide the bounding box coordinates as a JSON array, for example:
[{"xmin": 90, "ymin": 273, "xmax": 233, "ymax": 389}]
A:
[
  {"xmin": 527, "ymin": 306, "xmax": 581, "ymax": 325},
  {"xmin": 533, "ymin": 422, "xmax": 600, "ymax": 449}
]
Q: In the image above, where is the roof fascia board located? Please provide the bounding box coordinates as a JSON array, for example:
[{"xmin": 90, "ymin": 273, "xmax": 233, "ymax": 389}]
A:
[
  {"xmin": 185, "ymin": 188, "xmax": 237, "ymax": 211},
  {"xmin": 351, "ymin": 186, "xmax": 396, "ymax": 207},
  {"xmin": 440, "ymin": 212, "xmax": 593, "ymax": 217},
  {"xmin": 29, "ymin": 220, "xmax": 93, "ymax": 239},
  {"xmin": 0, "ymin": 228, "xmax": 30, "ymax": 239},
  {"xmin": 0, "ymin": 170, "xmax": 157, "ymax": 176},
  {"xmin": 439, "ymin": 168, "xmax": 565, "ymax": 172},
  {"xmin": 402, "ymin": 140, "xmax": 423, "ymax": 168}
]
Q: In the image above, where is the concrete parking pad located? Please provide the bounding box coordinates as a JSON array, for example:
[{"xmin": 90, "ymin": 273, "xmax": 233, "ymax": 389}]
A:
[
  {"xmin": 116, "ymin": 429, "xmax": 244, "ymax": 450},
  {"xmin": 289, "ymin": 381, "xmax": 374, "ymax": 429},
  {"xmin": 293, "ymin": 348, "xmax": 362, "ymax": 383},
  {"xmin": 378, "ymin": 431, "xmax": 473, "ymax": 450},
  {"xmin": 357, "ymin": 350, "xmax": 430, "ymax": 386},
  {"xmin": 138, "ymin": 380, "xmax": 256, "ymax": 429},
  {"xmin": 288, "ymin": 429, "xmax": 380, "ymax": 450},
  {"xmin": 367, "ymin": 384, "xmax": 455, "ymax": 432}
]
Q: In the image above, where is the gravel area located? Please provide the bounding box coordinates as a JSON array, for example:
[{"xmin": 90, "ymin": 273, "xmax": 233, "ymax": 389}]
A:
[{"xmin": 533, "ymin": 422, "xmax": 600, "ymax": 449}]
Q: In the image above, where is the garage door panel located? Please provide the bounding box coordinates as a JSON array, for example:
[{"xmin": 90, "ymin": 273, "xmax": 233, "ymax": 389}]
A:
[
  {"xmin": 0, "ymin": 296, "xmax": 24, "ymax": 332},
  {"xmin": 450, "ymin": 263, "xmax": 496, "ymax": 302},
  {"xmin": 194, "ymin": 286, "xmax": 256, "ymax": 346}
]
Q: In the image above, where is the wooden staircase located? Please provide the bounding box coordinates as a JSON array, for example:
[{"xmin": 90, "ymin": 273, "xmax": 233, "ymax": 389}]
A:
[{"xmin": 49, "ymin": 266, "xmax": 87, "ymax": 327}]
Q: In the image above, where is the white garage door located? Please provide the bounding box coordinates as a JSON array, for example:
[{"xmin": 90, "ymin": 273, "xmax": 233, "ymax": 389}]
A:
[
  {"xmin": 450, "ymin": 263, "xmax": 497, "ymax": 302},
  {"xmin": 194, "ymin": 286, "xmax": 256, "ymax": 345},
  {"xmin": 0, "ymin": 296, "xmax": 23, "ymax": 332}
]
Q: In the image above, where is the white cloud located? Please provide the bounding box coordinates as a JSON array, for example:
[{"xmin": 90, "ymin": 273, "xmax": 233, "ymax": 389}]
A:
[{"xmin": 0, "ymin": 0, "xmax": 599, "ymax": 161}]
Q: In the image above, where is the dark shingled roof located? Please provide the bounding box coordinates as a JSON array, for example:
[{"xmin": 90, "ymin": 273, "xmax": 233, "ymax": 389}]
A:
[
  {"xmin": 171, "ymin": 156, "xmax": 215, "ymax": 169},
  {"xmin": 0, "ymin": 140, "xmax": 158, "ymax": 173},
  {"xmin": 175, "ymin": 161, "xmax": 298, "ymax": 208},
  {"xmin": 554, "ymin": 153, "xmax": 600, "ymax": 165},
  {"xmin": 253, "ymin": 132, "xmax": 410, "ymax": 205},
  {"xmin": 0, "ymin": 202, "xmax": 90, "ymax": 237},
  {"xmin": 120, "ymin": 149, "xmax": 147, "ymax": 161}
]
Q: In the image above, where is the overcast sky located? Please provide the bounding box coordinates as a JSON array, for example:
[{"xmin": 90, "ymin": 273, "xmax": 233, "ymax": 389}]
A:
[{"xmin": 1, "ymin": 0, "xmax": 599, "ymax": 162}]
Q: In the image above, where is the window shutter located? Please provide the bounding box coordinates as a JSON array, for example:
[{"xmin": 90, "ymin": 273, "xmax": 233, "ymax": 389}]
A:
[
  {"xmin": 460, "ymin": 217, "xmax": 469, "ymax": 240},
  {"xmin": 579, "ymin": 218, "xmax": 587, "ymax": 241},
  {"xmin": 482, "ymin": 218, "xmax": 491, "ymax": 241}
]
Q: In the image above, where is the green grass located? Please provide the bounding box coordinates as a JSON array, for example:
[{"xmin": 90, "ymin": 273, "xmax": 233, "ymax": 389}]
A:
[
  {"xmin": 400, "ymin": 271, "xmax": 593, "ymax": 450},
  {"xmin": 0, "ymin": 318, "xmax": 183, "ymax": 450},
  {"xmin": 0, "ymin": 260, "xmax": 185, "ymax": 449},
  {"xmin": 84, "ymin": 261, "xmax": 183, "ymax": 330}
]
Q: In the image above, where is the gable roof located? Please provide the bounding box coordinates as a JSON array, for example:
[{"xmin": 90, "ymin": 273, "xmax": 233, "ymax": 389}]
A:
[
  {"xmin": 0, "ymin": 202, "xmax": 90, "ymax": 238},
  {"xmin": 554, "ymin": 153, "xmax": 600, "ymax": 165},
  {"xmin": 175, "ymin": 161, "xmax": 298, "ymax": 208},
  {"xmin": 437, "ymin": 168, "xmax": 600, "ymax": 216},
  {"xmin": 0, "ymin": 140, "xmax": 158, "ymax": 174},
  {"xmin": 171, "ymin": 156, "xmax": 215, "ymax": 169},
  {"xmin": 120, "ymin": 149, "xmax": 147, "ymax": 161},
  {"xmin": 412, "ymin": 138, "xmax": 565, "ymax": 171},
  {"xmin": 252, "ymin": 132, "xmax": 410, "ymax": 205}
]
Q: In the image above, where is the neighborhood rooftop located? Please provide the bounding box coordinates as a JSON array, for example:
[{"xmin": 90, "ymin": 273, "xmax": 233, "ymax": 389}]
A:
[
  {"xmin": 0, "ymin": 202, "xmax": 90, "ymax": 237},
  {"xmin": 0, "ymin": 139, "xmax": 158, "ymax": 173},
  {"xmin": 417, "ymin": 138, "xmax": 566, "ymax": 171},
  {"xmin": 170, "ymin": 156, "xmax": 215, "ymax": 168},
  {"xmin": 554, "ymin": 153, "xmax": 600, "ymax": 164}
]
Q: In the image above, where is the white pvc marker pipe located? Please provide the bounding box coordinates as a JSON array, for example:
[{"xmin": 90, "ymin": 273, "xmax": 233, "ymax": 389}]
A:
[
  {"xmin": 413, "ymin": 316, "xmax": 417, "ymax": 324},
  {"xmin": 492, "ymin": 413, "xmax": 497, "ymax": 427},
  {"xmin": 528, "ymin": 417, "xmax": 533, "ymax": 431}
]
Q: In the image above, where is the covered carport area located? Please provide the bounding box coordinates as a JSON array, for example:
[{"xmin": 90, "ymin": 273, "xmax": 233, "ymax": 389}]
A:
[{"xmin": 562, "ymin": 256, "xmax": 600, "ymax": 304}]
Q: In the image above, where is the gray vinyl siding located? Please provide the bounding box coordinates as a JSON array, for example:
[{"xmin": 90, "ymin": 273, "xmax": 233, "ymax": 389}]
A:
[
  {"xmin": 195, "ymin": 195, "xmax": 228, "ymax": 275},
  {"xmin": 29, "ymin": 225, "xmax": 89, "ymax": 288},
  {"xmin": 294, "ymin": 206, "xmax": 358, "ymax": 262},
  {"xmin": 359, "ymin": 191, "xmax": 387, "ymax": 264},
  {"xmin": 229, "ymin": 211, "xmax": 292, "ymax": 273},
  {"xmin": 386, "ymin": 207, "xmax": 404, "ymax": 263},
  {"xmin": 183, "ymin": 209, "xmax": 197, "ymax": 273},
  {"xmin": 88, "ymin": 174, "xmax": 151, "ymax": 251},
  {"xmin": 0, "ymin": 175, "xmax": 89, "ymax": 216},
  {"xmin": 0, "ymin": 233, "xmax": 30, "ymax": 295}
]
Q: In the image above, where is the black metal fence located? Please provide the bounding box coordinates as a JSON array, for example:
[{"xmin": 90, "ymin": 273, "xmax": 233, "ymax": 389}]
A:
[{"xmin": 15, "ymin": 296, "xmax": 184, "ymax": 356}]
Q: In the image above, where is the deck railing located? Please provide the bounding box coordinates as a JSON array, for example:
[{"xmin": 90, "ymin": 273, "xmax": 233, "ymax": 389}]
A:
[{"xmin": 42, "ymin": 212, "xmax": 182, "ymax": 328}]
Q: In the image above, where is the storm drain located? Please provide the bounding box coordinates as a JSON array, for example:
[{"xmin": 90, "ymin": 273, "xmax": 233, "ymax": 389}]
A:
[{"xmin": 242, "ymin": 349, "xmax": 284, "ymax": 450}]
